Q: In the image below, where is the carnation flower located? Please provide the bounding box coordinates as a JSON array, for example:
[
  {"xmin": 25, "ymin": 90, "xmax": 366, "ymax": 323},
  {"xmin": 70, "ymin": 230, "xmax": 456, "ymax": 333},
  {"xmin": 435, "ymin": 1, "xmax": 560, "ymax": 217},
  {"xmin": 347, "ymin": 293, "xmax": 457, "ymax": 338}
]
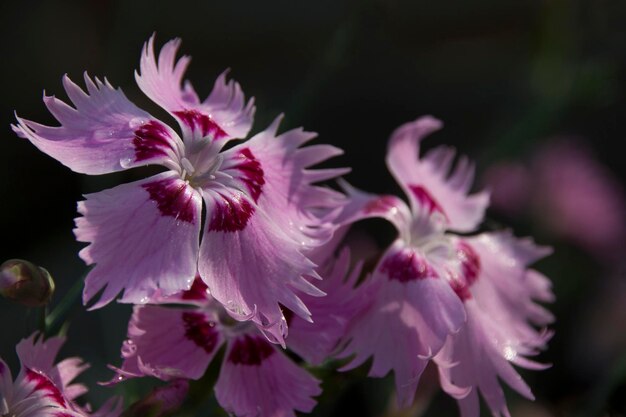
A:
[
  {"xmin": 107, "ymin": 248, "xmax": 364, "ymax": 417},
  {"xmin": 13, "ymin": 35, "xmax": 347, "ymax": 344},
  {"xmin": 336, "ymin": 116, "xmax": 553, "ymax": 414}
]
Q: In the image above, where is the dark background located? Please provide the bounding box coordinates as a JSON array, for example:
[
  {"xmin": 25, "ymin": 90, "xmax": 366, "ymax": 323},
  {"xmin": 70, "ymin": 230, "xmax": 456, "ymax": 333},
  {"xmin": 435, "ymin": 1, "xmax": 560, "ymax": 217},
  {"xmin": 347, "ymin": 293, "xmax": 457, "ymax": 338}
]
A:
[{"xmin": 1, "ymin": 1, "xmax": 625, "ymax": 416}]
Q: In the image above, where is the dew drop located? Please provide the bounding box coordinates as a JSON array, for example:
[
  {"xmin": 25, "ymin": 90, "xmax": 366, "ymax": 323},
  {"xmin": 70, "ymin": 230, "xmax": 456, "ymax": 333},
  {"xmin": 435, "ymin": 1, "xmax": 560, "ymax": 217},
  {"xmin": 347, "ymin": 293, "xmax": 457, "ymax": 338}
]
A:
[
  {"xmin": 129, "ymin": 117, "xmax": 146, "ymax": 129},
  {"xmin": 93, "ymin": 129, "xmax": 115, "ymax": 140},
  {"xmin": 120, "ymin": 156, "xmax": 134, "ymax": 168},
  {"xmin": 121, "ymin": 339, "xmax": 137, "ymax": 356},
  {"xmin": 503, "ymin": 345, "xmax": 517, "ymax": 361}
]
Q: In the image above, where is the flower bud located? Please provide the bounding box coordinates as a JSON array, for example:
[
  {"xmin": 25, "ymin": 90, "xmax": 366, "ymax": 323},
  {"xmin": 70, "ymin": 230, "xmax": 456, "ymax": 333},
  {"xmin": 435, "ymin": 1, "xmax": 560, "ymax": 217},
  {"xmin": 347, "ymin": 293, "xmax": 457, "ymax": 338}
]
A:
[{"xmin": 0, "ymin": 259, "xmax": 55, "ymax": 307}]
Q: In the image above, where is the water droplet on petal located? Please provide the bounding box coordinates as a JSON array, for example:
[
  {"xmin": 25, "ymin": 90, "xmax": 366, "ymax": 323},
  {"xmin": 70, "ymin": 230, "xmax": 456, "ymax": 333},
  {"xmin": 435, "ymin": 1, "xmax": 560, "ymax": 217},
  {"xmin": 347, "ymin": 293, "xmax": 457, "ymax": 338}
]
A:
[
  {"xmin": 120, "ymin": 157, "xmax": 134, "ymax": 168},
  {"xmin": 129, "ymin": 117, "xmax": 146, "ymax": 129}
]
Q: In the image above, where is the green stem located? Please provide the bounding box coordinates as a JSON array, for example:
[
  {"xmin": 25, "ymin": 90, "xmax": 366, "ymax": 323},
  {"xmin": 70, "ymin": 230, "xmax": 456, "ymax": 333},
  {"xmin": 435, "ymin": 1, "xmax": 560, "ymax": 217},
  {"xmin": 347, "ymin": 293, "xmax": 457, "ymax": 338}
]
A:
[{"xmin": 44, "ymin": 275, "xmax": 84, "ymax": 337}]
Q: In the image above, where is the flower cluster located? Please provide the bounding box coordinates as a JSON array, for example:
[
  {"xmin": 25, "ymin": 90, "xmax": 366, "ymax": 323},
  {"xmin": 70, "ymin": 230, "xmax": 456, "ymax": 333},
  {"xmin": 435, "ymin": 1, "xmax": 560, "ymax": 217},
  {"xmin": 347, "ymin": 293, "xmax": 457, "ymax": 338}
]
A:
[{"xmin": 6, "ymin": 36, "xmax": 554, "ymax": 417}]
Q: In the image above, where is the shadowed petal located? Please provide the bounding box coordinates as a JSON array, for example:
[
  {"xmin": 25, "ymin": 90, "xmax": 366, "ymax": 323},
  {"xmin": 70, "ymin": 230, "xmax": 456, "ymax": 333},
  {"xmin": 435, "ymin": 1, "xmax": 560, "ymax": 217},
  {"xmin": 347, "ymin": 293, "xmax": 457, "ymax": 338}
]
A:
[
  {"xmin": 340, "ymin": 242, "xmax": 466, "ymax": 407},
  {"xmin": 215, "ymin": 335, "xmax": 321, "ymax": 417},
  {"xmin": 287, "ymin": 248, "xmax": 367, "ymax": 365},
  {"xmin": 115, "ymin": 305, "xmax": 223, "ymax": 381}
]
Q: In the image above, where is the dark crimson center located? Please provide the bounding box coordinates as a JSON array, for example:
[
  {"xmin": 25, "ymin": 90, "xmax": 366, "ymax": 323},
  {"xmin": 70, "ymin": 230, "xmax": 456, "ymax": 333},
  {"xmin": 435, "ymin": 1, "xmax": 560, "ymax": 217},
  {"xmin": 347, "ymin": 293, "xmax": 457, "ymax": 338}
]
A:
[
  {"xmin": 380, "ymin": 249, "xmax": 437, "ymax": 282},
  {"xmin": 181, "ymin": 278, "xmax": 210, "ymax": 301},
  {"xmin": 133, "ymin": 120, "xmax": 173, "ymax": 162},
  {"xmin": 182, "ymin": 312, "xmax": 219, "ymax": 354},
  {"xmin": 227, "ymin": 335, "xmax": 275, "ymax": 366},
  {"xmin": 208, "ymin": 193, "xmax": 254, "ymax": 232},
  {"xmin": 25, "ymin": 368, "xmax": 67, "ymax": 407},
  {"xmin": 143, "ymin": 178, "xmax": 197, "ymax": 224},
  {"xmin": 233, "ymin": 148, "xmax": 265, "ymax": 202},
  {"xmin": 174, "ymin": 110, "xmax": 228, "ymax": 140}
]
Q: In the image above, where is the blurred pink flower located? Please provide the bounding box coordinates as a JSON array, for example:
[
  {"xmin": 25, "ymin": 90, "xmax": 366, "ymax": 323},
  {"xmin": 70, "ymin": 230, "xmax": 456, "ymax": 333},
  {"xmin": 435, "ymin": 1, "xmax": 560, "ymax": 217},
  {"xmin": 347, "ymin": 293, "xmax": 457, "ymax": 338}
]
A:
[{"xmin": 483, "ymin": 138, "xmax": 626, "ymax": 262}]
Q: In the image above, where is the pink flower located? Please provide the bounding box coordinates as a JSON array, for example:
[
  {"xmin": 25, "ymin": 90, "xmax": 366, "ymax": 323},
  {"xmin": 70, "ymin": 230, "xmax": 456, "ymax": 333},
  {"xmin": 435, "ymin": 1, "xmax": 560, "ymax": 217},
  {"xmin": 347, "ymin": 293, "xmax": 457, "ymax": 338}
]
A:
[
  {"xmin": 0, "ymin": 333, "xmax": 121, "ymax": 417},
  {"xmin": 336, "ymin": 116, "xmax": 487, "ymax": 406},
  {"xmin": 13, "ymin": 36, "xmax": 346, "ymax": 344},
  {"xmin": 336, "ymin": 116, "xmax": 552, "ymax": 413},
  {"xmin": 108, "ymin": 249, "xmax": 364, "ymax": 417}
]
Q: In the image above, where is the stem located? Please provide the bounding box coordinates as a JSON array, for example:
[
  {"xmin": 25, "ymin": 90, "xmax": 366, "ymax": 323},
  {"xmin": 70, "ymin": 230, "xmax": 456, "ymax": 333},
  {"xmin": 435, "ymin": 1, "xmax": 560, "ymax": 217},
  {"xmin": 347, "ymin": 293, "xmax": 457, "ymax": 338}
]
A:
[{"xmin": 44, "ymin": 274, "xmax": 85, "ymax": 337}]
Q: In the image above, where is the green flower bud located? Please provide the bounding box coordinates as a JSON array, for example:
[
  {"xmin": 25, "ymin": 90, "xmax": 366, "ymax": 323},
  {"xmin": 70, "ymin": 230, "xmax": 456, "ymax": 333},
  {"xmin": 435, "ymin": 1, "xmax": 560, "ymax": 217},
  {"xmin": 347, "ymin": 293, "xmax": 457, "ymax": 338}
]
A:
[{"xmin": 0, "ymin": 259, "xmax": 55, "ymax": 307}]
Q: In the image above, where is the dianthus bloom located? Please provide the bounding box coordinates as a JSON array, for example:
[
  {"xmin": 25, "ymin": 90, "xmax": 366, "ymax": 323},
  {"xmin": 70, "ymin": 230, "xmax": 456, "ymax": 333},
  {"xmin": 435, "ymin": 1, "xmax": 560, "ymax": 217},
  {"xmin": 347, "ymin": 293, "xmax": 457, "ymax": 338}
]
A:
[
  {"xmin": 0, "ymin": 333, "xmax": 121, "ymax": 417},
  {"xmin": 109, "ymin": 249, "xmax": 364, "ymax": 417},
  {"xmin": 337, "ymin": 117, "xmax": 553, "ymax": 416},
  {"xmin": 13, "ymin": 36, "xmax": 346, "ymax": 344}
]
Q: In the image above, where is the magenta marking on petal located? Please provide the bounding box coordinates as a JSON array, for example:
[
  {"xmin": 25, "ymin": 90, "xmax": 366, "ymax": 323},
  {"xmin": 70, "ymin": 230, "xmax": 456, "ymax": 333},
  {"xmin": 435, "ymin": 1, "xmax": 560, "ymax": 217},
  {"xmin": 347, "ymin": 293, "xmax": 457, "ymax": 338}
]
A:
[
  {"xmin": 457, "ymin": 241, "xmax": 480, "ymax": 286},
  {"xmin": 208, "ymin": 194, "xmax": 254, "ymax": 232},
  {"xmin": 227, "ymin": 335, "xmax": 275, "ymax": 366},
  {"xmin": 181, "ymin": 278, "xmax": 210, "ymax": 301},
  {"xmin": 233, "ymin": 148, "xmax": 265, "ymax": 202},
  {"xmin": 380, "ymin": 249, "xmax": 437, "ymax": 282},
  {"xmin": 133, "ymin": 120, "xmax": 173, "ymax": 162},
  {"xmin": 25, "ymin": 368, "xmax": 67, "ymax": 407},
  {"xmin": 173, "ymin": 110, "xmax": 227, "ymax": 140},
  {"xmin": 409, "ymin": 185, "xmax": 448, "ymax": 219},
  {"xmin": 449, "ymin": 277, "xmax": 472, "ymax": 301},
  {"xmin": 363, "ymin": 196, "xmax": 399, "ymax": 215},
  {"xmin": 143, "ymin": 179, "xmax": 196, "ymax": 224},
  {"xmin": 182, "ymin": 312, "xmax": 219, "ymax": 354}
]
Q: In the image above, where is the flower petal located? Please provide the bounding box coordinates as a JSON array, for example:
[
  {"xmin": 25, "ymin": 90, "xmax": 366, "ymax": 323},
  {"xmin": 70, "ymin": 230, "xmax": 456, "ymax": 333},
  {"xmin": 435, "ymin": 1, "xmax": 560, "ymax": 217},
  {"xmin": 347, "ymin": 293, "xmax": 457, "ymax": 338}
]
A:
[
  {"xmin": 225, "ymin": 116, "xmax": 348, "ymax": 249},
  {"xmin": 465, "ymin": 232, "xmax": 553, "ymax": 347},
  {"xmin": 435, "ymin": 302, "xmax": 539, "ymax": 417},
  {"xmin": 340, "ymin": 242, "xmax": 466, "ymax": 407},
  {"xmin": 334, "ymin": 179, "xmax": 412, "ymax": 234},
  {"xmin": 13, "ymin": 73, "xmax": 182, "ymax": 175},
  {"xmin": 74, "ymin": 172, "xmax": 202, "ymax": 307},
  {"xmin": 287, "ymin": 248, "xmax": 367, "ymax": 365},
  {"xmin": 136, "ymin": 36, "xmax": 254, "ymax": 142},
  {"xmin": 215, "ymin": 335, "xmax": 321, "ymax": 417},
  {"xmin": 0, "ymin": 359, "xmax": 13, "ymax": 414},
  {"xmin": 199, "ymin": 186, "xmax": 322, "ymax": 346},
  {"xmin": 115, "ymin": 305, "xmax": 223, "ymax": 381},
  {"xmin": 385, "ymin": 116, "xmax": 489, "ymax": 232}
]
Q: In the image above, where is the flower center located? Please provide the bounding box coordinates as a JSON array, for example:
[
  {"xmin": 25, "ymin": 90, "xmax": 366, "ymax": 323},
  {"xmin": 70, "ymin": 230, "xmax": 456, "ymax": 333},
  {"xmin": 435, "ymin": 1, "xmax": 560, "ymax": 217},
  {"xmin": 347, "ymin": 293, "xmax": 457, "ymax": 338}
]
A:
[{"xmin": 180, "ymin": 139, "xmax": 225, "ymax": 188}]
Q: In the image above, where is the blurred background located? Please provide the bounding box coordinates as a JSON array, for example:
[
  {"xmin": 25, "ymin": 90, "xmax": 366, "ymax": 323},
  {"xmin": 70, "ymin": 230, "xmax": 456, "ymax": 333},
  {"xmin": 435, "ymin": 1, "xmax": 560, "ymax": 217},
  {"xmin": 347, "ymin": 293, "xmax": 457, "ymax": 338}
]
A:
[{"xmin": 1, "ymin": 0, "xmax": 625, "ymax": 416}]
